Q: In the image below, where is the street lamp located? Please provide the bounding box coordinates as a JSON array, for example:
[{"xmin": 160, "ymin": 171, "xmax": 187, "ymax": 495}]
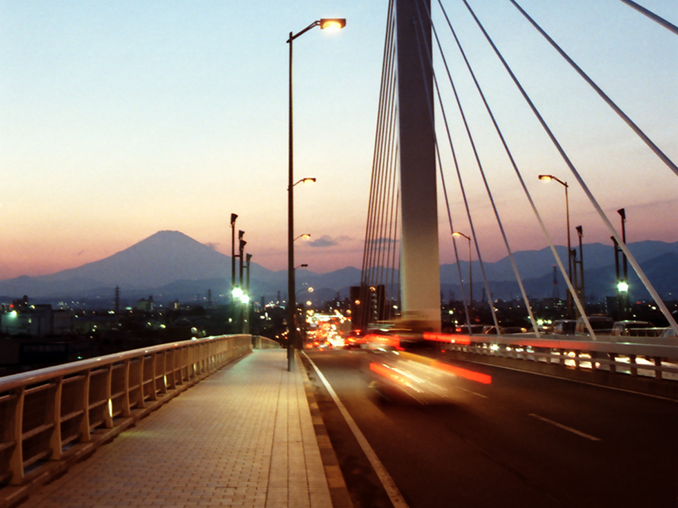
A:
[
  {"xmin": 230, "ymin": 214, "xmax": 238, "ymax": 289},
  {"xmin": 617, "ymin": 208, "xmax": 628, "ymax": 319},
  {"xmin": 452, "ymin": 231, "xmax": 473, "ymax": 313},
  {"xmin": 294, "ymin": 234, "xmax": 311, "ymax": 241},
  {"xmin": 244, "ymin": 253, "xmax": 252, "ymax": 334},
  {"xmin": 294, "ymin": 177, "xmax": 317, "ymax": 186},
  {"xmin": 539, "ymin": 174, "xmax": 573, "ymax": 317},
  {"xmin": 288, "ymin": 17, "xmax": 345, "ymax": 371}
]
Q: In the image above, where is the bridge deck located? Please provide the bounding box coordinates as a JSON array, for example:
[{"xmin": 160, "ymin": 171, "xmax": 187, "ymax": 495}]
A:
[{"xmin": 18, "ymin": 349, "xmax": 337, "ymax": 508}]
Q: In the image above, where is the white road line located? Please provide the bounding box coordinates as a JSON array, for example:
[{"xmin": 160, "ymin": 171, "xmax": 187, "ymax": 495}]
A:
[
  {"xmin": 457, "ymin": 387, "xmax": 488, "ymax": 399},
  {"xmin": 304, "ymin": 353, "xmax": 410, "ymax": 508},
  {"xmin": 529, "ymin": 413, "xmax": 601, "ymax": 442}
]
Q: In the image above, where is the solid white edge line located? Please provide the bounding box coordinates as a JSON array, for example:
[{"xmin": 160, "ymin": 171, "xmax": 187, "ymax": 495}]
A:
[
  {"xmin": 457, "ymin": 386, "xmax": 488, "ymax": 399},
  {"xmin": 304, "ymin": 352, "xmax": 410, "ymax": 508},
  {"xmin": 529, "ymin": 413, "xmax": 601, "ymax": 442}
]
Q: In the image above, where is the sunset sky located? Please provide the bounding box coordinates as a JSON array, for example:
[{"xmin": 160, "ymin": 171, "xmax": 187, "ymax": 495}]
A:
[{"xmin": 1, "ymin": 0, "xmax": 676, "ymax": 280}]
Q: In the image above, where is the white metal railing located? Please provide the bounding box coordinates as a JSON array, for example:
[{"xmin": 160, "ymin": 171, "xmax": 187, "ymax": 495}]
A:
[
  {"xmin": 0, "ymin": 335, "xmax": 251, "ymax": 489},
  {"xmin": 252, "ymin": 336, "xmax": 283, "ymax": 350},
  {"xmin": 445, "ymin": 333, "xmax": 678, "ymax": 381}
]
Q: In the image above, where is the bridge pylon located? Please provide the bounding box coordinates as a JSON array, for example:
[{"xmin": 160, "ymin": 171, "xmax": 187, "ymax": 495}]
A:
[{"xmin": 396, "ymin": 0, "xmax": 441, "ymax": 332}]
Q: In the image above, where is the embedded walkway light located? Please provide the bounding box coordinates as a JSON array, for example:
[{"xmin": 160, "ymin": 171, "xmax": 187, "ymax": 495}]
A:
[
  {"xmin": 288, "ymin": 17, "xmax": 345, "ymax": 371},
  {"xmin": 539, "ymin": 174, "xmax": 573, "ymax": 317}
]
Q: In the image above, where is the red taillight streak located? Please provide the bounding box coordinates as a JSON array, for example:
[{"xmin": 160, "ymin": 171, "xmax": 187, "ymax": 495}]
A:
[
  {"xmin": 431, "ymin": 360, "xmax": 492, "ymax": 384},
  {"xmin": 423, "ymin": 332, "xmax": 471, "ymax": 345},
  {"xmin": 370, "ymin": 363, "xmax": 411, "ymax": 387}
]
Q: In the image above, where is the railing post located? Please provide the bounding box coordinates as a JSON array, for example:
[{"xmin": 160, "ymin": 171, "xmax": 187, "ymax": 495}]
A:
[
  {"xmin": 159, "ymin": 351, "xmax": 168, "ymax": 395},
  {"xmin": 122, "ymin": 359, "xmax": 132, "ymax": 417},
  {"xmin": 135, "ymin": 356, "xmax": 146, "ymax": 409},
  {"xmin": 165, "ymin": 348, "xmax": 177, "ymax": 390},
  {"xmin": 104, "ymin": 365, "xmax": 113, "ymax": 429},
  {"xmin": 609, "ymin": 353, "xmax": 617, "ymax": 374},
  {"xmin": 79, "ymin": 370, "xmax": 92, "ymax": 443},
  {"xmin": 9, "ymin": 387, "xmax": 25, "ymax": 485},
  {"xmin": 148, "ymin": 354, "xmax": 158, "ymax": 401},
  {"xmin": 629, "ymin": 354, "xmax": 638, "ymax": 377},
  {"xmin": 49, "ymin": 377, "xmax": 64, "ymax": 461},
  {"xmin": 654, "ymin": 357, "xmax": 663, "ymax": 380}
]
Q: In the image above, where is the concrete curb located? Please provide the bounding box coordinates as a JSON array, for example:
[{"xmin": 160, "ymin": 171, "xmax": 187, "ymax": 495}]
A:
[{"xmin": 298, "ymin": 352, "xmax": 354, "ymax": 508}]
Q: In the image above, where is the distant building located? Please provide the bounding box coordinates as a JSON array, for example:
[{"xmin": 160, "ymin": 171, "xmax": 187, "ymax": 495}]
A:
[
  {"xmin": 73, "ymin": 314, "xmax": 120, "ymax": 334},
  {"xmin": 0, "ymin": 300, "xmax": 53, "ymax": 337},
  {"xmin": 135, "ymin": 295, "xmax": 154, "ymax": 312}
]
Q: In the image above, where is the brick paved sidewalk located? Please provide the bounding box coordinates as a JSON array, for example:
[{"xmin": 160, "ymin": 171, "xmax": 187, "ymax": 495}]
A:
[{"xmin": 19, "ymin": 349, "xmax": 334, "ymax": 508}]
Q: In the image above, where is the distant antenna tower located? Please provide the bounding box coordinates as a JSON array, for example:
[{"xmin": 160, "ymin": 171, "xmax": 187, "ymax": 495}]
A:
[
  {"xmin": 114, "ymin": 286, "xmax": 120, "ymax": 314},
  {"xmin": 552, "ymin": 265, "xmax": 559, "ymax": 299},
  {"xmin": 207, "ymin": 289, "xmax": 212, "ymax": 309}
]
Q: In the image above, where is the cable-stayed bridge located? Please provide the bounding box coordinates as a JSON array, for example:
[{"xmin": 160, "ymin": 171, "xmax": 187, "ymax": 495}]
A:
[
  {"xmin": 359, "ymin": 0, "xmax": 678, "ymax": 338},
  {"xmin": 1, "ymin": 2, "xmax": 677, "ymax": 507}
]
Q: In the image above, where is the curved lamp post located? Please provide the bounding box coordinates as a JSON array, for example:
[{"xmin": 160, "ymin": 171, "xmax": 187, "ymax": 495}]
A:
[
  {"xmin": 452, "ymin": 231, "xmax": 473, "ymax": 314},
  {"xmin": 539, "ymin": 174, "xmax": 572, "ymax": 317},
  {"xmin": 287, "ymin": 18, "xmax": 345, "ymax": 372}
]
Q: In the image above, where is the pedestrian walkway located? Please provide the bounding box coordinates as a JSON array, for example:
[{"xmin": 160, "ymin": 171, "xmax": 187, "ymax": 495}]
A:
[{"xmin": 18, "ymin": 349, "xmax": 339, "ymax": 508}]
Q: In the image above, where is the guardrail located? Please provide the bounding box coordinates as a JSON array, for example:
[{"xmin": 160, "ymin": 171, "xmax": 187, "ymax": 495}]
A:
[
  {"xmin": 0, "ymin": 334, "xmax": 251, "ymax": 498},
  {"xmin": 443, "ymin": 333, "xmax": 678, "ymax": 381},
  {"xmin": 252, "ymin": 336, "xmax": 283, "ymax": 349}
]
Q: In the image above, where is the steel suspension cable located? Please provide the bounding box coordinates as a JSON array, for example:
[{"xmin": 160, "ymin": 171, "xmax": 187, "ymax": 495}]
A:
[
  {"xmin": 509, "ymin": 0, "xmax": 678, "ymax": 178},
  {"xmin": 462, "ymin": 0, "xmax": 678, "ymax": 335},
  {"xmin": 361, "ymin": 0, "xmax": 399, "ymax": 327},
  {"xmin": 436, "ymin": 0, "xmax": 587, "ymax": 336},
  {"xmin": 412, "ymin": 1, "xmax": 499, "ymax": 332},
  {"xmin": 420, "ymin": 1, "xmax": 540, "ymax": 336},
  {"xmin": 361, "ymin": 1, "xmax": 395, "ymax": 290},
  {"xmin": 619, "ymin": 0, "xmax": 678, "ymax": 36}
]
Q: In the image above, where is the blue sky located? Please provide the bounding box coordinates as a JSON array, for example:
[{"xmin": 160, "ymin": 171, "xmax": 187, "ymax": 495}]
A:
[{"xmin": 1, "ymin": 0, "xmax": 676, "ymax": 279}]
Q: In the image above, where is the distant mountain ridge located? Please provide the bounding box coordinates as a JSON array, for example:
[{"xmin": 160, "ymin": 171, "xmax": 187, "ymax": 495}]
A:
[{"xmin": 0, "ymin": 231, "xmax": 676, "ymax": 305}]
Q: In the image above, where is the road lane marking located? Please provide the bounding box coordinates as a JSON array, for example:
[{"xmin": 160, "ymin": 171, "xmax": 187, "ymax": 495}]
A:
[
  {"xmin": 529, "ymin": 413, "xmax": 601, "ymax": 442},
  {"xmin": 304, "ymin": 353, "xmax": 410, "ymax": 508},
  {"xmin": 457, "ymin": 387, "xmax": 488, "ymax": 399}
]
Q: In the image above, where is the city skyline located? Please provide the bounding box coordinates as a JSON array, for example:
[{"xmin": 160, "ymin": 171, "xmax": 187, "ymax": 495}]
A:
[{"xmin": 1, "ymin": 1, "xmax": 676, "ymax": 279}]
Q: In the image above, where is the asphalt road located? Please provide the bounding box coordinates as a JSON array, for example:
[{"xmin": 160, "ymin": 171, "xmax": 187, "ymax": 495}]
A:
[{"xmin": 302, "ymin": 348, "xmax": 678, "ymax": 508}]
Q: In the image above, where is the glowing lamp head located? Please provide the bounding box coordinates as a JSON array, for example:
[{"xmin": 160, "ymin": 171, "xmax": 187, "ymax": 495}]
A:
[
  {"xmin": 241, "ymin": 294, "xmax": 251, "ymax": 304},
  {"xmin": 538, "ymin": 174, "xmax": 552, "ymax": 182},
  {"xmin": 617, "ymin": 281, "xmax": 629, "ymax": 293},
  {"xmin": 232, "ymin": 287, "xmax": 244, "ymax": 299},
  {"xmin": 320, "ymin": 18, "xmax": 346, "ymax": 31}
]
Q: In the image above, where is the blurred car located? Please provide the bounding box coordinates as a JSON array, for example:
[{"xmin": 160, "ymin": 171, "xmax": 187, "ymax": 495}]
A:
[
  {"xmin": 454, "ymin": 324, "xmax": 487, "ymax": 334},
  {"xmin": 482, "ymin": 326, "xmax": 527, "ymax": 335},
  {"xmin": 575, "ymin": 315, "xmax": 614, "ymax": 335},
  {"xmin": 611, "ymin": 320, "xmax": 660, "ymax": 337},
  {"xmin": 660, "ymin": 327, "xmax": 677, "ymax": 338},
  {"xmin": 552, "ymin": 319, "xmax": 576, "ymax": 335},
  {"xmin": 343, "ymin": 330, "xmax": 367, "ymax": 349},
  {"xmin": 368, "ymin": 349, "xmax": 491, "ymax": 404}
]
